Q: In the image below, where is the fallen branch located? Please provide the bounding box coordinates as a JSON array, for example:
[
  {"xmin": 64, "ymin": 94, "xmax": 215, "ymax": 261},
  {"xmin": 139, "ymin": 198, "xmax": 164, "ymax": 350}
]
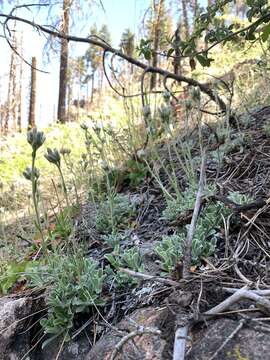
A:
[
  {"xmin": 109, "ymin": 325, "xmax": 161, "ymax": 360},
  {"xmin": 173, "ymin": 325, "xmax": 189, "ymax": 360},
  {"xmin": 119, "ymin": 268, "xmax": 181, "ymax": 287},
  {"xmin": 204, "ymin": 286, "xmax": 270, "ymax": 316},
  {"xmin": 182, "ymin": 150, "xmax": 207, "ymax": 279}
]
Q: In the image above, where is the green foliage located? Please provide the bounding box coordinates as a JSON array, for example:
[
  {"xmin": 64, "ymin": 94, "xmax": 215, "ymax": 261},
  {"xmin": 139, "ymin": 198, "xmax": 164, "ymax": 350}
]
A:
[
  {"xmin": 163, "ymin": 185, "xmax": 216, "ymax": 221},
  {"xmin": 0, "ymin": 260, "xmax": 38, "ymax": 294},
  {"xmin": 155, "ymin": 234, "xmax": 184, "ymax": 273},
  {"xmin": 106, "ymin": 246, "xmax": 144, "ymax": 287},
  {"xmin": 102, "ymin": 232, "xmax": 125, "ymax": 248},
  {"xmin": 228, "ymin": 191, "xmax": 254, "ymax": 205},
  {"xmin": 156, "ymin": 201, "xmax": 229, "ymax": 272},
  {"xmin": 27, "ymin": 253, "xmax": 104, "ymax": 344},
  {"xmin": 96, "ymin": 194, "xmax": 136, "ymax": 234},
  {"xmin": 137, "ymin": 38, "xmax": 152, "ymax": 60}
]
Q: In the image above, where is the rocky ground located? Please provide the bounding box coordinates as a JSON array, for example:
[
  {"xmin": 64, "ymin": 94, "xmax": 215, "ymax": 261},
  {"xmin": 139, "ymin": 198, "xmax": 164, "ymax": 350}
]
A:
[{"xmin": 1, "ymin": 107, "xmax": 270, "ymax": 359}]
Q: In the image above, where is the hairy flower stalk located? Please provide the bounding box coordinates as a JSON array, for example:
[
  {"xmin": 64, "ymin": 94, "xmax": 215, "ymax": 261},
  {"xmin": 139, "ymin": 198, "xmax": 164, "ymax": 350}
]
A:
[
  {"xmin": 24, "ymin": 128, "xmax": 46, "ymax": 248},
  {"xmin": 44, "ymin": 148, "xmax": 70, "ymax": 208}
]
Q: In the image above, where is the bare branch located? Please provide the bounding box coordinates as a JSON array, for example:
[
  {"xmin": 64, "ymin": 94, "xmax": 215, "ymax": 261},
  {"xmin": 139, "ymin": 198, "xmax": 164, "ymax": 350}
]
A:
[{"xmin": 0, "ymin": 13, "xmax": 227, "ymax": 112}]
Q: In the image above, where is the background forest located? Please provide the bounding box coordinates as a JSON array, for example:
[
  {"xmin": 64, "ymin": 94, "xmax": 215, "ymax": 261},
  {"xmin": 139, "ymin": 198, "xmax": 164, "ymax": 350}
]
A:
[{"xmin": 1, "ymin": 1, "xmax": 270, "ymax": 359}]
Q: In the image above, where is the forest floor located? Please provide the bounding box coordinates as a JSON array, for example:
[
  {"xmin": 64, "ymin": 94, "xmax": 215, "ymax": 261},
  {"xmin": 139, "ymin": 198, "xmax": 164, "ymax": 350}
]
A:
[{"xmin": 2, "ymin": 105, "xmax": 270, "ymax": 359}]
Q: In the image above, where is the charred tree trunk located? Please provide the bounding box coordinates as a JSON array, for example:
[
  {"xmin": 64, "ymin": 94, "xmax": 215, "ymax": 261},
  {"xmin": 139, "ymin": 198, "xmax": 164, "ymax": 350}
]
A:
[
  {"xmin": 150, "ymin": 0, "xmax": 164, "ymax": 90},
  {"xmin": 28, "ymin": 57, "xmax": 37, "ymax": 129},
  {"xmin": 57, "ymin": 0, "xmax": 70, "ymax": 123}
]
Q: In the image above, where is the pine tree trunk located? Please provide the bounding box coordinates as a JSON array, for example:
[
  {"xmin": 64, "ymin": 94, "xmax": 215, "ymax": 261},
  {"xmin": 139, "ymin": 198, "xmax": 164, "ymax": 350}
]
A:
[
  {"xmin": 4, "ymin": 49, "xmax": 15, "ymax": 133},
  {"xmin": 150, "ymin": 0, "xmax": 164, "ymax": 90},
  {"xmin": 182, "ymin": 0, "xmax": 189, "ymax": 40},
  {"xmin": 28, "ymin": 57, "xmax": 37, "ymax": 129},
  {"xmin": 191, "ymin": 0, "xmax": 199, "ymax": 30},
  {"xmin": 17, "ymin": 57, "xmax": 23, "ymax": 132},
  {"xmin": 173, "ymin": 24, "xmax": 181, "ymax": 76},
  {"xmin": 17, "ymin": 33, "xmax": 23, "ymax": 132},
  {"xmin": 57, "ymin": 0, "xmax": 70, "ymax": 123}
]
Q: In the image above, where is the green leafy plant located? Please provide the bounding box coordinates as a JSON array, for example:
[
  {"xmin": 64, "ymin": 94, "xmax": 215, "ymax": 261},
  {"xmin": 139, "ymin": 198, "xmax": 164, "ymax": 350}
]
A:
[
  {"xmin": 0, "ymin": 260, "xmax": 39, "ymax": 294},
  {"xmin": 101, "ymin": 231, "xmax": 126, "ymax": 248},
  {"xmin": 228, "ymin": 191, "xmax": 254, "ymax": 205},
  {"xmin": 156, "ymin": 202, "xmax": 229, "ymax": 272},
  {"xmin": 96, "ymin": 194, "xmax": 136, "ymax": 234},
  {"xmin": 163, "ymin": 185, "xmax": 216, "ymax": 221},
  {"xmin": 106, "ymin": 246, "xmax": 144, "ymax": 287},
  {"xmin": 155, "ymin": 234, "xmax": 184, "ymax": 273},
  {"xmin": 27, "ymin": 253, "xmax": 104, "ymax": 345}
]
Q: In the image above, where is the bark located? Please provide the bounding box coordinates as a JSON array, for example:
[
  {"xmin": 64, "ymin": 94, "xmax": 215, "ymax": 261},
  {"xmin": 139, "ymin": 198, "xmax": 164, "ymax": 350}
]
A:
[
  {"xmin": 28, "ymin": 57, "xmax": 37, "ymax": 129},
  {"xmin": 17, "ymin": 33, "xmax": 23, "ymax": 132},
  {"xmin": 150, "ymin": 0, "xmax": 164, "ymax": 90},
  {"xmin": 173, "ymin": 24, "xmax": 181, "ymax": 76},
  {"xmin": 57, "ymin": 0, "xmax": 70, "ymax": 123},
  {"xmin": 182, "ymin": 0, "xmax": 189, "ymax": 40},
  {"xmin": 5, "ymin": 54, "xmax": 14, "ymax": 133}
]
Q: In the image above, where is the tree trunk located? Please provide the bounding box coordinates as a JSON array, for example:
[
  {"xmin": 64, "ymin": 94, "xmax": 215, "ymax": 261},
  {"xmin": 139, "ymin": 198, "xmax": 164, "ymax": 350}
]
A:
[
  {"xmin": 28, "ymin": 57, "xmax": 37, "ymax": 129},
  {"xmin": 57, "ymin": 0, "xmax": 70, "ymax": 123},
  {"xmin": 191, "ymin": 0, "xmax": 199, "ymax": 30},
  {"xmin": 173, "ymin": 24, "xmax": 181, "ymax": 76},
  {"xmin": 17, "ymin": 32, "xmax": 23, "ymax": 132},
  {"xmin": 91, "ymin": 72, "xmax": 95, "ymax": 103},
  {"xmin": 150, "ymin": 0, "xmax": 164, "ymax": 90},
  {"xmin": 4, "ymin": 49, "xmax": 15, "ymax": 133},
  {"xmin": 182, "ymin": 0, "xmax": 189, "ymax": 40}
]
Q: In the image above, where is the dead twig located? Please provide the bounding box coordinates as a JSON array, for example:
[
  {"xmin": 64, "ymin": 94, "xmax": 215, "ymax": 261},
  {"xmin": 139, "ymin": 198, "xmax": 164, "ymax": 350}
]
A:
[
  {"xmin": 204, "ymin": 286, "xmax": 270, "ymax": 316},
  {"xmin": 109, "ymin": 325, "xmax": 161, "ymax": 360},
  {"xmin": 173, "ymin": 325, "xmax": 189, "ymax": 360},
  {"xmin": 119, "ymin": 268, "xmax": 181, "ymax": 287},
  {"xmin": 182, "ymin": 149, "xmax": 207, "ymax": 278}
]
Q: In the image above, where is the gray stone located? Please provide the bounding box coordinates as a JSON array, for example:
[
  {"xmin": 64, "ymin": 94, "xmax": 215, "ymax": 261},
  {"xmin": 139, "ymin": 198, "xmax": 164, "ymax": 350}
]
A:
[
  {"xmin": 0, "ymin": 296, "xmax": 33, "ymax": 360},
  {"xmin": 187, "ymin": 318, "xmax": 270, "ymax": 360}
]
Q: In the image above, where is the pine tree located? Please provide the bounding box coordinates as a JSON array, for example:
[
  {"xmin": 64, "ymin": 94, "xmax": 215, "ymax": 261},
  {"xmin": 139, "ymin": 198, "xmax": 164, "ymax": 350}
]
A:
[
  {"xmin": 120, "ymin": 29, "xmax": 135, "ymax": 57},
  {"xmin": 28, "ymin": 57, "xmax": 37, "ymax": 129},
  {"xmin": 181, "ymin": 0, "xmax": 189, "ymax": 40},
  {"xmin": 57, "ymin": 0, "xmax": 71, "ymax": 123}
]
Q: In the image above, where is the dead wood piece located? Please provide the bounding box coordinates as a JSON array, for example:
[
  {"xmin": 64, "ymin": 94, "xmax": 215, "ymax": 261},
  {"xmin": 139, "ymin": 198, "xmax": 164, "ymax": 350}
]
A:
[
  {"xmin": 182, "ymin": 150, "xmax": 207, "ymax": 279},
  {"xmin": 109, "ymin": 326, "xmax": 161, "ymax": 360},
  {"xmin": 173, "ymin": 325, "xmax": 189, "ymax": 360},
  {"xmin": 204, "ymin": 287, "xmax": 270, "ymax": 317},
  {"xmin": 119, "ymin": 268, "xmax": 181, "ymax": 287}
]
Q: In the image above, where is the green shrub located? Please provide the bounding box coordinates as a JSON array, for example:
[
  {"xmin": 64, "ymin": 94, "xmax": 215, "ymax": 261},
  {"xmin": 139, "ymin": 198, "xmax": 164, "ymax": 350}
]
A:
[
  {"xmin": 156, "ymin": 202, "xmax": 229, "ymax": 272},
  {"xmin": 106, "ymin": 246, "xmax": 144, "ymax": 287},
  {"xmin": 228, "ymin": 191, "xmax": 253, "ymax": 205},
  {"xmin": 27, "ymin": 253, "xmax": 104, "ymax": 344},
  {"xmin": 163, "ymin": 185, "xmax": 216, "ymax": 221}
]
